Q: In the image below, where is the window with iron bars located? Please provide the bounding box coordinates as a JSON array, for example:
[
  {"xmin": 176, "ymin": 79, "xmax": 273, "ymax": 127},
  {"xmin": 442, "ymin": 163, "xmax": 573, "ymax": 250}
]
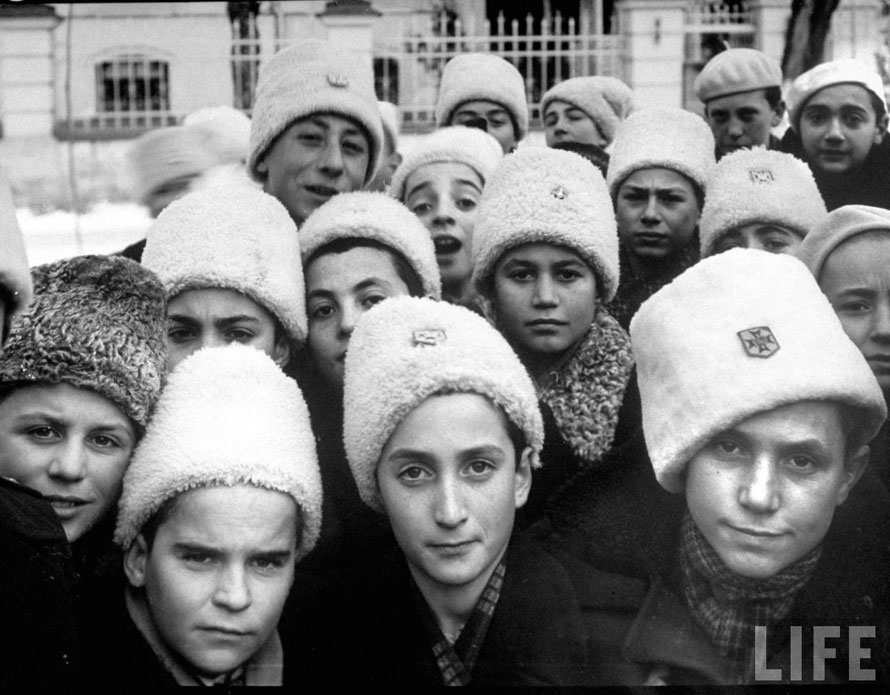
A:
[{"xmin": 96, "ymin": 56, "xmax": 170, "ymax": 113}]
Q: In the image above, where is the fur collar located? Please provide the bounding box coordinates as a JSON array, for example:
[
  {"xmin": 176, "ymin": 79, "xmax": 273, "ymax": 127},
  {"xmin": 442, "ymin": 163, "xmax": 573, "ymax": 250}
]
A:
[{"xmin": 539, "ymin": 305, "xmax": 634, "ymax": 468}]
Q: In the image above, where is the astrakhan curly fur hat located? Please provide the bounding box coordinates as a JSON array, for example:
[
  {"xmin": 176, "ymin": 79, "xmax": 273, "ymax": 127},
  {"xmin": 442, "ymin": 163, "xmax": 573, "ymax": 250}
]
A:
[
  {"xmin": 343, "ymin": 296, "xmax": 543, "ymax": 512},
  {"xmin": 0, "ymin": 255, "xmax": 167, "ymax": 428},
  {"xmin": 630, "ymin": 249, "xmax": 886, "ymax": 494},
  {"xmin": 300, "ymin": 191, "xmax": 442, "ymax": 299},
  {"xmin": 388, "ymin": 125, "xmax": 503, "ymax": 202},
  {"xmin": 605, "ymin": 107, "xmax": 716, "ymax": 197},
  {"xmin": 142, "ymin": 185, "xmax": 307, "ymax": 346},
  {"xmin": 541, "ymin": 76, "xmax": 635, "ymax": 145},
  {"xmin": 248, "ymin": 40, "xmax": 383, "ymax": 185},
  {"xmin": 700, "ymin": 148, "xmax": 827, "ymax": 257},
  {"xmin": 435, "ymin": 53, "xmax": 529, "ymax": 141},
  {"xmin": 797, "ymin": 204, "xmax": 890, "ymax": 279},
  {"xmin": 114, "ymin": 345, "xmax": 323, "ymax": 560},
  {"xmin": 472, "ymin": 147, "xmax": 620, "ymax": 302},
  {"xmin": 694, "ymin": 48, "xmax": 782, "ymax": 103}
]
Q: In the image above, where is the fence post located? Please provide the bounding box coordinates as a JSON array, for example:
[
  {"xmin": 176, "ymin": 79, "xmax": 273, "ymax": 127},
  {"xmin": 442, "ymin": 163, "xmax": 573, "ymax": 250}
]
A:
[
  {"xmin": 317, "ymin": 0, "xmax": 381, "ymax": 72},
  {"xmin": 614, "ymin": 0, "xmax": 687, "ymax": 109}
]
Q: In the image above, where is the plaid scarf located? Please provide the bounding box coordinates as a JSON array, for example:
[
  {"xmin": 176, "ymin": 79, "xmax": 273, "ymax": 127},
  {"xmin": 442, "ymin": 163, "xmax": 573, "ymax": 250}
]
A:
[
  {"xmin": 415, "ymin": 559, "xmax": 506, "ymax": 686},
  {"xmin": 680, "ymin": 513, "xmax": 821, "ymax": 683}
]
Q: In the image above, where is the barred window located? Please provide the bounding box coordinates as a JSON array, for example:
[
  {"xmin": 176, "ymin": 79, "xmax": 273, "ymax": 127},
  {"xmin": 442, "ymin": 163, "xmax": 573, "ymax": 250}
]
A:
[{"xmin": 96, "ymin": 56, "xmax": 170, "ymax": 113}]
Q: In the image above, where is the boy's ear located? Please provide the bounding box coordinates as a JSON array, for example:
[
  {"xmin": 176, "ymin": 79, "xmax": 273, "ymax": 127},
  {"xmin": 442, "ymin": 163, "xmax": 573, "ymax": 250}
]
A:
[
  {"xmin": 875, "ymin": 112, "xmax": 889, "ymax": 145},
  {"xmin": 255, "ymin": 156, "xmax": 268, "ymax": 176},
  {"xmin": 836, "ymin": 444, "xmax": 870, "ymax": 506},
  {"xmin": 513, "ymin": 446, "xmax": 534, "ymax": 509},
  {"xmin": 124, "ymin": 534, "xmax": 150, "ymax": 589},
  {"xmin": 272, "ymin": 335, "xmax": 292, "ymax": 369},
  {"xmin": 771, "ymin": 100, "xmax": 785, "ymax": 128}
]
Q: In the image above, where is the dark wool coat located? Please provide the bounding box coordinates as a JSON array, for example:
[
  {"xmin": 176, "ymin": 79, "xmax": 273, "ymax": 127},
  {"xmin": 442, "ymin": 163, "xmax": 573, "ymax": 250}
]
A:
[
  {"xmin": 0, "ymin": 477, "xmax": 80, "ymax": 688},
  {"xmin": 778, "ymin": 129, "xmax": 890, "ymax": 211}
]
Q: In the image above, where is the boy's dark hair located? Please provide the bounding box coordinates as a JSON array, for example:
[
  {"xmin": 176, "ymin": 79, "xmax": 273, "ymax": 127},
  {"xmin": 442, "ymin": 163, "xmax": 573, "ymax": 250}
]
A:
[{"xmin": 764, "ymin": 86, "xmax": 783, "ymax": 111}]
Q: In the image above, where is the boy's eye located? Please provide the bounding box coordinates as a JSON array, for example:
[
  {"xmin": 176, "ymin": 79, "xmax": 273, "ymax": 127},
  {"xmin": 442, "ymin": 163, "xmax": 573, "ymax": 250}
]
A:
[
  {"xmin": 507, "ymin": 268, "xmax": 534, "ymax": 282},
  {"xmin": 556, "ymin": 268, "xmax": 582, "ymax": 282},
  {"xmin": 27, "ymin": 425, "xmax": 58, "ymax": 440},
  {"xmin": 411, "ymin": 201, "xmax": 433, "ymax": 215},
  {"xmin": 342, "ymin": 139, "xmax": 367, "ymax": 155},
  {"xmin": 398, "ymin": 465, "xmax": 431, "ymax": 483},
  {"xmin": 785, "ymin": 454, "xmax": 816, "ymax": 471},
  {"xmin": 836, "ymin": 299, "xmax": 871, "ymax": 314},
  {"xmin": 90, "ymin": 434, "xmax": 120, "ymax": 449},
  {"xmin": 763, "ymin": 238, "xmax": 790, "ymax": 253},
  {"xmin": 309, "ymin": 303, "xmax": 336, "ymax": 321},
  {"xmin": 455, "ymin": 197, "xmax": 477, "ymax": 211},
  {"xmin": 225, "ymin": 328, "xmax": 256, "ymax": 343},
  {"xmin": 251, "ymin": 556, "xmax": 286, "ymax": 572},
  {"xmin": 167, "ymin": 326, "xmax": 195, "ymax": 343},
  {"xmin": 182, "ymin": 552, "xmax": 215, "ymax": 567},
  {"xmin": 712, "ymin": 440, "xmax": 745, "ymax": 458},
  {"xmin": 465, "ymin": 459, "xmax": 495, "ymax": 477},
  {"xmin": 360, "ymin": 292, "xmax": 388, "ymax": 310}
]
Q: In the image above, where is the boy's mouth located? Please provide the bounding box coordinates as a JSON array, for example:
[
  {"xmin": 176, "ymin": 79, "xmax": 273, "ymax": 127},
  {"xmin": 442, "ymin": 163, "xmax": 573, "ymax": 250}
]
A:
[{"xmin": 433, "ymin": 235, "xmax": 463, "ymax": 255}]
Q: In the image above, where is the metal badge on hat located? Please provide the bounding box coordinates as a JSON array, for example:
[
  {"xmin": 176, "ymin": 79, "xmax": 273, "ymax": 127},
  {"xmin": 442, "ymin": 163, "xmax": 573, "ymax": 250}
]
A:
[
  {"xmin": 550, "ymin": 185, "xmax": 568, "ymax": 200},
  {"xmin": 327, "ymin": 73, "xmax": 349, "ymax": 88},
  {"xmin": 748, "ymin": 169, "xmax": 775, "ymax": 184},
  {"xmin": 737, "ymin": 326, "xmax": 780, "ymax": 358},
  {"xmin": 412, "ymin": 329, "xmax": 446, "ymax": 346}
]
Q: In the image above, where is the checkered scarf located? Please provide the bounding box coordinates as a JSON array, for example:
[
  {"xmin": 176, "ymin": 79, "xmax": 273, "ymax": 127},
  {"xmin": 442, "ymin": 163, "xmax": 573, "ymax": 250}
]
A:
[
  {"xmin": 415, "ymin": 559, "xmax": 506, "ymax": 686},
  {"xmin": 680, "ymin": 513, "xmax": 821, "ymax": 683}
]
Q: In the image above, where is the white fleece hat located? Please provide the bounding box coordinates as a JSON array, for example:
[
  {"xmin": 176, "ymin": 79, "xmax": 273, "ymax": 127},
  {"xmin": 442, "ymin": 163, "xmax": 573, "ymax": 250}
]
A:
[
  {"xmin": 541, "ymin": 76, "xmax": 635, "ymax": 145},
  {"xmin": 472, "ymin": 147, "xmax": 620, "ymax": 302},
  {"xmin": 786, "ymin": 58, "xmax": 888, "ymax": 131},
  {"xmin": 606, "ymin": 107, "xmax": 716, "ymax": 197},
  {"xmin": 435, "ymin": 53, "xmax": 529, "ymax": 141},
  {"xmin": 142, "ymin": 185, "xmax": 307, "ymax": 346},
  {"xmin": 797, "ymin": 204, "xmax": 890, "ymax": 279},
  {"xmin": 700, "ymin": 148, "xmax": 827, "ymax": 257},
  {"xmin": 248, "ymin": 40, "xmax": 383, "ymax": 185},
  {"xmin": 183, "ymin": 105, "xmax": 251, "ymax": 164},
  {"xmin": 630, "ymin": 249, "xmax": 886, "ymax": 494},
  {"xmin": 299, "ymin": 191, "xmax": 442, "ymax": 299},
  {"xmin": 115, "ymin": 344, "xmax": 323, "ymax": 560},
  {"xmin": 387, "ymin": 125, "xmax": 503, "ymax": 202},
  {"xmin": 129, "ymin": 126, "xmax": 222, "ymax": 204},
  {"xmin": 378, "ymin": 100, "xmax": 401, "ymax": 151},
  {"xmin": 343, "ymin": 296, "xmax": 543, "ymax": 512},
  {"xmin": 694, "ymin": 48, "xmax": 782, "ymax": 103},
  {"xmin": 0, "ymin": 166, "xmax": 32, "ymax": 340}
]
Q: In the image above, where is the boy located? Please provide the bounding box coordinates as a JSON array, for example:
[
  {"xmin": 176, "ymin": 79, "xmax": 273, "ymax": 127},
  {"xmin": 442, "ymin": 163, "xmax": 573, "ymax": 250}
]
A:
[
  {"xmin": 83, "ymin": 345, "xmax": 323, "ymax": 686},
  {"xmin": 141, "ymin": 185, "xmax": 304, "ymax": 371},
  {"xmin": 780, "ymin": 59, "xmax": 890, "ymax": 210},
  {"xmin": 694, "ymin": 48, "xmax": 785, "ymax": 160},
  {"xmin": 367, "ymin": 101, "xmax": 403, "ymax": 192},
  {"xmin": 249, "ymin": 40, "xmax": 383, "ymax": 227},
  {"xmin": 541, "ymin": 75, "xmax": 634, "ymax": 150},
  {"xmin": 335, "ymin": 296, "xmax": 590, "ymax": 685}
]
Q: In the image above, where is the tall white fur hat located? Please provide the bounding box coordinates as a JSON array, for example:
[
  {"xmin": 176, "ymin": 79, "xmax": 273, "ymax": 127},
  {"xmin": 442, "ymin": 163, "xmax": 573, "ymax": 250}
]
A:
[
  {"xmin": 387, "ymin": 125, "xmax": 503, "ymax": 202},
  {"xmin": 694, "ymin": 48, "xmax": 782, "ymax": 103},
  {"xmin": 700, "ymin": 148, "xmax": 827, "ymax": 257},
  {"xmin": 129, "ymin": 126, "xmax": 222, "ymax": 204},
  {"xmin": 797, "ymin": 204, "xmax": 890, "ymax": 279},
  {"xmin": 472, "ymin": 147, "xmax": 620, "ymax": 302},
  {"xmin": 142, "ymin": 185, "xmax": 307, "ymax": 346},
  {"xmin": 435, "ymin": 53, "xmax": 529, "ymax": 141},
  {"xmin": 248, "ymin": 40, "xmax": 383, "ymax": 185},
  {"xmin": 786, "ymin": 58, "xmax": 888, "ymax": 131},
  {"xmin": 541, "ymin": 76, "xmax": 635, "ymax": 145},
  {"xmin": 114, "ymin": 344, "xmax": 323, "ymax": 560},
  {"xmin": 629, "ymin": 249, "xmax": 886, "ymax": 494},
  {"xmin": 605, "ymin": 107, "xmax": 716, "ymax": 196},
  {"xmin": 299, "ymin": 191, "xmax": 442, "ymax": 300},
  {"xmin": 183, "ymin": 105, "xmax": 252, "ymax": 164},
  {"xmin": 343, "ymin": 296, "xmax": 543, "ymax": 512}
]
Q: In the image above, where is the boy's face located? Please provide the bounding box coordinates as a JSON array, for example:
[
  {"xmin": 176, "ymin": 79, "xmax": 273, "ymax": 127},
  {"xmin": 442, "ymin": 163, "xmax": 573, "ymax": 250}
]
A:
[
  {"xmin": 257, "ymin": 113, "xmax": 370, "ymax": 226},
  {"xmin": 543, "ymin": 100, "xmax": 607, "ymax": 148},
  {"xmin": 146, "ymin": 173, "xmax": 200, "ymax": 218},
  {"xmin": 0, "ymin": 383, "xmax": 136, "ymax": 542},
  {"xmin": 711, "ymin": 223, "xmax": 803, "ymax": 256},
  {"xmin": 798, "ymin": 83, "xmax": 888, "ymax": 174},
  {"xmin": 306, "ymin": 246, "xmax": 410, "ymax": 387},
  {"xmin": 685, "ymin": 400, "xmax": 866, "ymax": 579},
  {"xmin": 819, "ymin": 231, "xmax": 890, "ymax": 392},
  {"xmin": 166, "ymin": 288, "xmax": 290, "ymax": 372},
  {"xmin": 125, "ymin": 485, "xmax": 298, "ymax": 679},
  {"xmin": 404, "ymin": 161, "xmax": 483, "ymax": 295},
  {"xmin": 377, "ymin": 393, "xmax": 531, "ymax": 600},
  {"xmin": 705, "ymin": 89, "xmax": 783, "ymax": 158},
  {"xmin": 491, "ymin": 242, "xmax": 597, "ymax": 363},
  {"xmin": 451, "ymin": 100, "xmax": 517, "ymax": 153}
]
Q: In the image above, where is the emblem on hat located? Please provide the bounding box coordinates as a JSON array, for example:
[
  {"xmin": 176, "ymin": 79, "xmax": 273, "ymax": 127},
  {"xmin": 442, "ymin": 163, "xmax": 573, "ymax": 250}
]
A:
[
  {"xmin": 550, "ymin": 185, "xmax": 568, "ymax": 200},
  {"xmin": 748, "ymin": 169, "xmax": 775, "ymax": 184},
  {"xmin": 737, "ymin": 326, "xmax": 780, "ymax": 358},
  {"xmin": 327, "ymin": 73, "xmax": 349, "ymax": 88},
  {"xmin": 412, "ymin": 328, "xmax": 447, "ymax": 346}
]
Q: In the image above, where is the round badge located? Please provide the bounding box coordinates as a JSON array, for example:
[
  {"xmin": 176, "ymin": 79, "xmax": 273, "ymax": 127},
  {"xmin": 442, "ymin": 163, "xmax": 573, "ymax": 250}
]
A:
[{"xmin": 550, "ymin": 185, "xmax": 568, "ymax": 200}]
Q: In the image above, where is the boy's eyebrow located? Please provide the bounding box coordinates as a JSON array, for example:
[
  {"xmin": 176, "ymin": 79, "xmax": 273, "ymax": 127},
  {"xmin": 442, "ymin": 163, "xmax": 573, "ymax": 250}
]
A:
[
  {"xmin": 172, "ymin": 541, "xmax": 221, "ymax": 556},
  {"xmin": 461, "ymin": 445, "xmax": 507, "ymax": 461},
  {"xmin": 776, "ymin": 438, "xmax": 834, "ymax": 461},
  {"xmin": 213, "ymin": 315, "xmax": 261, "ymax": 328},
  {"xmin": 168, "ymin": 314, "xmax": 201, "ymax": 326},
  {"xmin": 405, "ymin": 180, "xmax": 435, "ymax": 200},
  {"xmin": 385, "ymin": 448, "xmax": 436, "ymax": 464},
  {"xmin": 250, "ymin": 549, "xmax": 294, "ymax": 561}
]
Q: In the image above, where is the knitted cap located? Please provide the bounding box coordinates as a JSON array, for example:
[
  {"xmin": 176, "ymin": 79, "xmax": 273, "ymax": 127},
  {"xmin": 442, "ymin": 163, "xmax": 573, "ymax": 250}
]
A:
[
  {"xmin": 378, "ymin": 101, "xmax": 401, "ymax": 150},
  {"xmin": 343, "ymin": 296, "xmax": 543, "ymax": 512},
  {"xmin": 700, "ymin": 148, "xmax": 827, "ymax": 257},
  {"xmin": 0, "ymin": 255, "xmax": 167, "ymax": 428},
  {"xmin": 797, "ymin": 204, "xmax": 890, "ymax": 279},
  {"xmin": 472, "ymin": 147, "xmax": 620, "ymax": 302},
  {"xmin": 0, "ymin": 166, "xmax": 32, "ymax": 340},
  {"xmin": 114, "ymin": 344, "xmax": 322, "ymax": 560},
  {"xmin": 388, "ymin": 125, "xmax": 503, "ymax": 202},
  {"xmin": 435, "ymin": 53, "xmax": 529, "ymax": 141},
  {"xmin": 606, "ymin": 107, "xmax": 716, "ymax": 196},
  {"xmin": 130, "ymin": 126, "xmax": 222, "ymax": 204},
  {"xmin": 629, "ymin": 249, "xmax": 886, "ymax": 494},
  {"xmin": 142, "ymin": 185, "xmax": 307, "ymax": 346},
  {"xmin": 694, "ymin": 48, "xmax": 782, "ymax": 103},
  {"xmin": 786, "ymin": 58, "xmax": 888, "ymax": 131},
  {"xmin": 541, "ymin": 76, "xmax": 635, "ymax": 144},
  {"xmin": 248, "ymin": 40, "xmax": 383, "ymax": 185},
  {"xmin": 299, "ymin": 191, "xmax": 442, "ymax": 300},
  {"xmin": 183, "ymin": 105, "xmax": 251, "ymax": 164}
]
